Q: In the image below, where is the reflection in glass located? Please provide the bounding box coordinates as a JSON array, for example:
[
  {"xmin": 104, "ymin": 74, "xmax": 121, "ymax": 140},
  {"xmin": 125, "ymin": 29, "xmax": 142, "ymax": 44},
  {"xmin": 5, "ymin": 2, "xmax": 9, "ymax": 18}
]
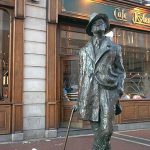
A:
[
  {"xmin": 60, "ymin": 28, "xmax": 89, "ymax": 102},
  {"xmin": 60, "ymin": 30, "xmax": 89, "ymax": 55},
  {"xmin": 0, "ymin": 10, "xmax": 10, "ymax": 100},
  {"xmin": 63, "ymin": 60, "xmax": 79, "ymax": 101},
  {"xmin": 114, "ymin": 28, "xmax": 150, "ymax": 99}
]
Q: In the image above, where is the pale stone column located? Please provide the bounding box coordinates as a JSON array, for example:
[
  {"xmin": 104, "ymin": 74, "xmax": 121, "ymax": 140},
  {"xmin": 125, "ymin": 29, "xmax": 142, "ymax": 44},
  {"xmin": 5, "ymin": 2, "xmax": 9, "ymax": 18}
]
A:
[{"xmin": 23, "ymin": 0, "xmax": 46, "ymax": 140}]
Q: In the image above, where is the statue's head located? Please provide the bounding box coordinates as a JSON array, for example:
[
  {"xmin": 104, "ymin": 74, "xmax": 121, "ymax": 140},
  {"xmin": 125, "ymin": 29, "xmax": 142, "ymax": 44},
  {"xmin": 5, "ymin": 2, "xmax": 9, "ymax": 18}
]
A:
[{"xmin": 86, "ymin": 13, "xmax": 110, "ymax": 36}]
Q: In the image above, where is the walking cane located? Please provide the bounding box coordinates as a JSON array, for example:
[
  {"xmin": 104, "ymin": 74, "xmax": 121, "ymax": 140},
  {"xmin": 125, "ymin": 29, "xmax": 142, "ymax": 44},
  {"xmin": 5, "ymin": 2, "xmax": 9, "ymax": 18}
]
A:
[{"xmin": 63, "ymin": 105, "xmax": 77, "ymax": 150}]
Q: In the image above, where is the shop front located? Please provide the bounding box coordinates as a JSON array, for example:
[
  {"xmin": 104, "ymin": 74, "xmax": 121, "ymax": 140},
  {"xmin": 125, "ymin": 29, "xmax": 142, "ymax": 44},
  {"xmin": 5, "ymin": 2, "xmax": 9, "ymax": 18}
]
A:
[
  {"xmin": 54, "ymin": 0, "xmax": 150, "ymax": 128},
  {"xmin": 0, "ymin": 0, "xmax": 150, "ymax": 140},
  {"xmin": 0, "ymin": 0, "xmax": 24, "ymax": 139}
]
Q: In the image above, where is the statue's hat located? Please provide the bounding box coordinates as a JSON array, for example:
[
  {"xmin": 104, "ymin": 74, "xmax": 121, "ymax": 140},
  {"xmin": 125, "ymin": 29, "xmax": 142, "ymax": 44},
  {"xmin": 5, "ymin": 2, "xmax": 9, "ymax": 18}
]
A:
[{"xmin": 86, "ymin": 13, "xmax": 110, "ymax": 36}]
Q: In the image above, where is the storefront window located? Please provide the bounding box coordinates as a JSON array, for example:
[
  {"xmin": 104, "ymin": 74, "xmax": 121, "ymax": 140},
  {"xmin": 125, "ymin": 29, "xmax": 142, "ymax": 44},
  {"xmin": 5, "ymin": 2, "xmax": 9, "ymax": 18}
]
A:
[
  {"xmin": 0, "ymin": 10, "xmax": 10, "ymax": 100},
  {"xmin": 60, "ymin": 30, "xmax": 88, "ymax": 55},
  {"xmin": 60, "ymin": 26, "xmax": 89, "ymax": 101},
  {"xmin": 62, "ymin": 59, "xmax": 79, "ymax": 101},
  {"xmin": 114, "ymin": 28, "xmax": 150, "ymax": 99}
]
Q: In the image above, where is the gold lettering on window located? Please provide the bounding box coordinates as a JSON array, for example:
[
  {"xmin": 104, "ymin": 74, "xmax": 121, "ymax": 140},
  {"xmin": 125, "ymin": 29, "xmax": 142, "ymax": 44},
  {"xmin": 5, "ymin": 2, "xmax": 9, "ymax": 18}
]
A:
[
  {"xmin": 114, "ymin": 8, "xmax": 127, "ymax": 22},
  {"xmin": 132, "ymin": 11, "xmax": 150, "ymax": 26}
]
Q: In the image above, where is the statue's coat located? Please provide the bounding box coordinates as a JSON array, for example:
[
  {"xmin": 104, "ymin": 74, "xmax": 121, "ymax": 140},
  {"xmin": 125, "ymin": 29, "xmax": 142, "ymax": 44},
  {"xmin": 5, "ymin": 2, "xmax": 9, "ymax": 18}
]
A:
[{"xmin": 78, "ymin": 37, "xmax": 126, "ymax": 121}]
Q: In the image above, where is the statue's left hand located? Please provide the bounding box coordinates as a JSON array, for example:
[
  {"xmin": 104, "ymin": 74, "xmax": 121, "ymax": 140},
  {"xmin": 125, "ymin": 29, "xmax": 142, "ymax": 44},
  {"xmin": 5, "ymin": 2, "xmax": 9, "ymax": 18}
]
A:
[
  {"xmin": 118, "ymin": 88, "xmax": 123, "ymax": 97},
  {"xmin": 72, "ymin": 105, "xmax": 78, "ymax": 112}
]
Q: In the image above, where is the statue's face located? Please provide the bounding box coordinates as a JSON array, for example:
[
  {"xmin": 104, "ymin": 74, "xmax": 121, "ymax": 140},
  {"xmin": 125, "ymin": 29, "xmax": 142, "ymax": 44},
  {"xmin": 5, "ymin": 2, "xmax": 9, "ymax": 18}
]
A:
[{"xmin": 91, "ymin": 18, "xmax": 106, "ymax": 35}]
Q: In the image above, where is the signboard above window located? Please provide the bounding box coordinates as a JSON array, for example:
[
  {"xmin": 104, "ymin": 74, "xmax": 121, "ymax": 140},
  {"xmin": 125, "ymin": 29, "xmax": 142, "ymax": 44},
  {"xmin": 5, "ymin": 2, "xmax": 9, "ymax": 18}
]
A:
[
  {"xmin": 61, "ymin": 0, "xmax": 150, "ymax": 30},
  {"xmin": 114, "ymin": 7, "xmax": 150, "ymax": 26},
  {"xmin": 129, "ymin": 0, "xmax": 142, "ymax": 3}
]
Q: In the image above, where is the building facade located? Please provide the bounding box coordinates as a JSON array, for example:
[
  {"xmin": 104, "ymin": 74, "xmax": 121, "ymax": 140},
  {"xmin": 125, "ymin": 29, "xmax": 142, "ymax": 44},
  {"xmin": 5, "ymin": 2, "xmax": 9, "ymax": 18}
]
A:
[{"xmin": 0, "ymin": 0, "xmax": 150, "ymax": 142}]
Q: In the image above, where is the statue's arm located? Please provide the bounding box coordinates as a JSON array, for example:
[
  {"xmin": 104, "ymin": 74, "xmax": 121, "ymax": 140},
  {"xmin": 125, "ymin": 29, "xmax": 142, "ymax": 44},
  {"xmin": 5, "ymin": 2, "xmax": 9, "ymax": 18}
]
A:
[
  {"xmin": 78, "ymin": 49, "xmax": 84, "ymax": 95},
  {"xmin": 76, "ymin": 49, "xmax": 85, "ymax": 111},
  {"xmin": 115, "ymin": 46, "xmax": 126, "ymax": 96}
]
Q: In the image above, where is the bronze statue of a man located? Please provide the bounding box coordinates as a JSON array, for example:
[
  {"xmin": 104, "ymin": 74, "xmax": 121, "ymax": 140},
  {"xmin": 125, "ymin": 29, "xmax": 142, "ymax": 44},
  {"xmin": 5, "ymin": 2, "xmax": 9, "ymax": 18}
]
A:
[{"xmin": 78, "ymin": 13, "xmax": 126, "ymax": 150}]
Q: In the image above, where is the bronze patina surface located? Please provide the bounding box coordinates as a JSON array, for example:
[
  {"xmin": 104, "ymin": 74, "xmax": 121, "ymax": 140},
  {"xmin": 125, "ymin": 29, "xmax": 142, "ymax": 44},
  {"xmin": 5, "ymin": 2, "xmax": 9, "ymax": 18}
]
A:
[{"xmin": 78, "ymin": 13, "xmax": 126, "ymax": 150}]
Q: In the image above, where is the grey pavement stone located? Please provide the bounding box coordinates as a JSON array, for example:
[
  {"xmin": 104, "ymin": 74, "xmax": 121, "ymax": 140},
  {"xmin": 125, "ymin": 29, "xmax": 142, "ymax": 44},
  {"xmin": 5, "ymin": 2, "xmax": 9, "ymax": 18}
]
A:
[
  {"xmin": 12, "ymin": 133, "xmax": 23, "ymax": 142},
  {"xmin": 45, "ymin": 129, "xmax": 57, "ymax": 138},
  {"xmin": 0, "ymin": 134, "xmax": 11, "ymax": 142},
  {"xmin": 24, "ymin": 129, "xmax": 45, "ymax": 140}
]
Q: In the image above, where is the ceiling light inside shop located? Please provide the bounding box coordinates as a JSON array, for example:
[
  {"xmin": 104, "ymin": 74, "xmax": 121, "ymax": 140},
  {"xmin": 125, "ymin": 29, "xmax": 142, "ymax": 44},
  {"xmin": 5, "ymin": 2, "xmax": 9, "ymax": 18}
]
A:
[
  {"xmin": 84, "ymin": 0, "xmax": 92, "ymax": 3},
  {"xmin": 105, "ymin": 31, "xmax": 114, "ymax": 41},
  {"xmin": 143, "ymin": 0, "xmax": 150, "ymax": 6},
  {"xmin": 105, "ymin": 31, "xmax": 113, "ymax": 38},
  {"xmin": 90, "ymin": 0, "xmax": 103, "ymax": 3}
]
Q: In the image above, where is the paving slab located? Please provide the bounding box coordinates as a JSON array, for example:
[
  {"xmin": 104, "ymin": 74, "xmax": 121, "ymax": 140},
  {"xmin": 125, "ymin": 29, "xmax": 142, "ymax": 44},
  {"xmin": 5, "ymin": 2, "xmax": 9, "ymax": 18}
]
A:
[{"xmin": 0, "ymin": 129, "xmax": 150, "ymax": 150}]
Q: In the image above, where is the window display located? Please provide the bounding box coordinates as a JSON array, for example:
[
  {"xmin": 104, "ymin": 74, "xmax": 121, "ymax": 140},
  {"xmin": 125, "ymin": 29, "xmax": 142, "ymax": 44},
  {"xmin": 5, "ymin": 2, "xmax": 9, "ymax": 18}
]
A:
[
  {"xmin": 114, "ymin": 28, "xmax": 150, "ymax": 99},
  {"xmin": 0, "ymin": 10, "xmax": 10, "ymax": 100},
  {"xmin": 60, "ymin": 26, "xmax": 89, "ymax": 101},
  {"xmin": 62, "ymin": 60, "xmax": 79, "ymax": 101},
  {"xmin": 60, "ymin": 26, "xmax": 150, "ymax": 102}
]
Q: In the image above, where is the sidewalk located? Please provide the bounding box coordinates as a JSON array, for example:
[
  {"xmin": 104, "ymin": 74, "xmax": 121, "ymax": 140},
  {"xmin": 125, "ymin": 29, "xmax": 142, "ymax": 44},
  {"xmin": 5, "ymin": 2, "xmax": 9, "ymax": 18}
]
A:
[{"xmin": 0, "ymin": 129, "xmax": 150, "ymax": 150}]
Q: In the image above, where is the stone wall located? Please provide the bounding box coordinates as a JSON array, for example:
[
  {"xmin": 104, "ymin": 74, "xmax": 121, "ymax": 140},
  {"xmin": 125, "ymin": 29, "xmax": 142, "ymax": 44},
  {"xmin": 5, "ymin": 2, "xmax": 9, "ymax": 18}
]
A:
[{"xmin": 23, "ymin": 0, "xmax": 46, "ymax": 140}]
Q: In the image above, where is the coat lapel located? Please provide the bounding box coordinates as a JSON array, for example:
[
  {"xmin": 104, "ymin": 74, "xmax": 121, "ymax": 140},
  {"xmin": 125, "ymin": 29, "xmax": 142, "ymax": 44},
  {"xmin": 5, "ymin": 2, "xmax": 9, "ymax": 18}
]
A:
[
  {"xmin": 84, "ymin": 37, "xmax": 112, "ymax": 65},
  {"xmin": 95, "ymin": 37, "xmax": 111, "ymax": 64},
  {"xmin": 85, "ymin": 41, "xmax": 95, "ymax": 63}
]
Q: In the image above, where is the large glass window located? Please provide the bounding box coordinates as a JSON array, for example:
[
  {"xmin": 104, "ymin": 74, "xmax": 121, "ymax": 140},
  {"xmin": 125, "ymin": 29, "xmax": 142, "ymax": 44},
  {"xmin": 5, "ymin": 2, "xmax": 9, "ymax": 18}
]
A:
[
  {"xmin": 0, "ymin": 10, "xmax": 10, "ymax": 100},
  {"xmin": 61, "ymin": 58, "xmax": 79, "ymax": 101},
  {"xmin": 114, "ymin": 28, "xmax": 150, "ymax": 99},
  {"xmin": 60, "ymin": 25, "xmax": 89, "ymax": 127},
  {"xmin": 60, "ymin": 26, "xmax": 150, "ymax": 100},
  {"xmin": 60, "ymin": 26, "xmax": 89, "ymax": 101},
  {"xmin": 60, "ymin": 30, "xmax": 88, "ymax": 56}
]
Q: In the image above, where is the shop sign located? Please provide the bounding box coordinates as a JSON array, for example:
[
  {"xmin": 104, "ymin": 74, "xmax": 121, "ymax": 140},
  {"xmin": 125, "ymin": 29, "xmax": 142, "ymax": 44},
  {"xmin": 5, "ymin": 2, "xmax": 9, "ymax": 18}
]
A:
[
  {"xmin": 62, "ymin": 0, "xmax": 150, "ymax": 28},
  {"xmin": 132, "ymin": 11, "xmax": 150, "ymax": 26},
  {"xmin": 114, "ymin": 7, "xmax": 150, "ymax": 26},
  {"xmin": 91, "ymin": 0, "xmax": 142, "ymax": 4},
  {"xmin": 114, "ymin": 8, "xmax": 128, "ymax": 22},
  {"xmin": 130, "ymin": 0, "xmax": 142, "ymax": 3}
]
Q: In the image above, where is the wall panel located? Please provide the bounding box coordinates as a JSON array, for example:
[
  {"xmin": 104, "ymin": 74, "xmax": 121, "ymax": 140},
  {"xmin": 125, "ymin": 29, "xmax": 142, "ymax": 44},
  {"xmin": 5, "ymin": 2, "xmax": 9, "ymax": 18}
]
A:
[{"xmin": 0, "ymin": 105, "xmax": 11, "ymax": 134}]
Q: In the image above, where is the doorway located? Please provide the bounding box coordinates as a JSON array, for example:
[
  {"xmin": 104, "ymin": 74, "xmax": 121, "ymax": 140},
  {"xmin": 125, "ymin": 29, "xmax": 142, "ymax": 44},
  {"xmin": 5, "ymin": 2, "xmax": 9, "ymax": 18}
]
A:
[{"xmin": 59, "ymin": 24, "xmax": 89, "ymax": 128}]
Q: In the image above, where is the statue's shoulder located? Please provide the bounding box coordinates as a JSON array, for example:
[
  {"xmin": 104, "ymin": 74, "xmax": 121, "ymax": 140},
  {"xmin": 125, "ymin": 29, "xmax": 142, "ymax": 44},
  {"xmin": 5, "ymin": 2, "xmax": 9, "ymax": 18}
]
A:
[
  {"xmin": 110, "ymin": 40, "xmax": 122, "ymax": 52},
  {"xmin": 79, "ymin": 40, "xmax": 92, "ymax": 54},
  {"xmin": 79, "ymin": 47, "xmax": 85, "ymax": 56}
]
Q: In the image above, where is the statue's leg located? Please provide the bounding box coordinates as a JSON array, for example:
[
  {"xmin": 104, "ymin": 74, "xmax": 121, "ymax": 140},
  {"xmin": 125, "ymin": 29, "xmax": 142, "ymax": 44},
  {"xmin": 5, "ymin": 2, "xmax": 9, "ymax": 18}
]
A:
[
  {"xmin": 90, "ymin": 120, "xmax": 112, "ymax": 150},
  {"xmin": 90, "ymin": 89, "xmax": 116, "ymax": 150}
]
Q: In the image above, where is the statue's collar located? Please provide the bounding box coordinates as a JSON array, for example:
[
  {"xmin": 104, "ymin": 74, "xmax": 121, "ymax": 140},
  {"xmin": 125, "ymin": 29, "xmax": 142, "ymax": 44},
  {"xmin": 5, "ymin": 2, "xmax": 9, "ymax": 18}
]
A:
[
  {"xmin": 92, "ymin": 36, "xmax": 106, "ymax": 46},
  {"xmin": 85, "ymin": 37, "xmax": 112, "ymax": 64}
]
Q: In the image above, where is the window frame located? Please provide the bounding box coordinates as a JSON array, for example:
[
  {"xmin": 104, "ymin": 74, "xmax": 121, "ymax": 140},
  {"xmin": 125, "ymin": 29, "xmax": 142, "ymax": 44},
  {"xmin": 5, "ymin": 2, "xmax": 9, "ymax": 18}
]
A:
[
  {"xmin": 114, "ymin": 27, "xmax": 150, "ymax": 100},
  {"xmin": 0, "ymin": 7, "xmax": 13, "ymax": 103}
]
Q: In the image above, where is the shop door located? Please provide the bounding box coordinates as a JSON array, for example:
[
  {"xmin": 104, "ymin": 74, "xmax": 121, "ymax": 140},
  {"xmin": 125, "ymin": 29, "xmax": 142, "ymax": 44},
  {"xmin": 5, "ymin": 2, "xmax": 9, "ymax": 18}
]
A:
[
  {"xmin": 0, "ymin": 8, "xmax": 12, "ymax": 134},
  {"xmin": 59, "ymin": 25, "xmax": 90, "ymax": 128},
  {"xmin": 60, "ymin": 56, "xmax": 80, "ymax": 127}
]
